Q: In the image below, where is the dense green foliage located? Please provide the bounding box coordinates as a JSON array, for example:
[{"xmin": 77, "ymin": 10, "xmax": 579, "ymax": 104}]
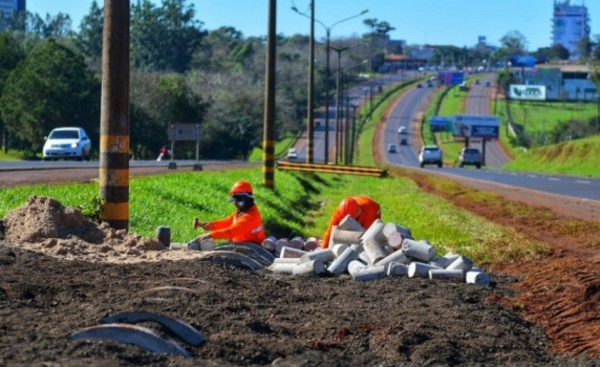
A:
[
  {"xmin": 0, "ymin": 167, "xmax": 542, "ymax": 264},
  {"xmin": 0, "ymin": 39, "xmax": 99, "ymax": 155}
]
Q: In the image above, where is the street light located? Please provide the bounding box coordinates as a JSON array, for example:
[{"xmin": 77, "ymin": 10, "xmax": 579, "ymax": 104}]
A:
[
  {"xmin": 330, "ymin": 45, "xmax": 349, "ymax": 165},
  {"xmin": 291, "ymin": 4, "xmax": 368, "ymax": 164}
]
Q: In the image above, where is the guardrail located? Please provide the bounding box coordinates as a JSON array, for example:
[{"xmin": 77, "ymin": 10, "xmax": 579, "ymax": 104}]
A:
[{"xmin": 277, "ymin": 160, "xmax": 387, "ymax": 177}]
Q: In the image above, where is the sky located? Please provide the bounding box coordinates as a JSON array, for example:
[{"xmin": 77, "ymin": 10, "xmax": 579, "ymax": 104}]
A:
[{"xmin": 26, "ymin": 0, "xmax": 600, "ymax": 51}]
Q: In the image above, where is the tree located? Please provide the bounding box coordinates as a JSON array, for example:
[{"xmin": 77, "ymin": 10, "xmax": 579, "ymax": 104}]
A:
[
  {"xmin": 0, "ymin": 32, "xmax": 25, "ymax": 152},
  {"xmin": 76, "ymin": 0, "xmax": 104, "ymax": 69},
  {"xmin": 499, "ymin": 30, "xmax": 528, "ymax": 57},
  {"xmin": 362, "ymin": 18, "xmax": 395, "ymax": 37},
  {"xmin": 577, "ymin": 36, "xmax": 591, "ymax": 60},
  {"xmin": 549, "ymin": 43, "xmax": 570, "ymax": 61},
  {"xmin": 131, "ymin": 0, "xmax": 205, "ymax": 72},
  {"xmin": 0, "ymin": 39, "xmax": 99, "ymax": 155}
]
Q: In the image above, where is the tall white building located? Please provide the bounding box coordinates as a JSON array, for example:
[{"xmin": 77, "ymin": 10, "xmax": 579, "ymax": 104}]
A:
[{"xmin": 552, "ymin": 0, "xmax": 590, "ymax": 60}]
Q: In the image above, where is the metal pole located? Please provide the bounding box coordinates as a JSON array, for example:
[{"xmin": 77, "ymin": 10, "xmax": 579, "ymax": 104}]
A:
[
  {"xmin": 351, "ymin": 105, "xmax": 357, "ymax": 164},
  {"xmin": 262, "ymin": 0, "xmax": 276, "ymax": 187},
  {"xmin": 344, "ymin": 95, "xmax": 350, "ymax": 165},
  {"xmin": 324, "ymin": 28, "xmax": 330, "ymax": 164},
  {"xmin": 334, "ymin": 51, "xmax": 342, "ymax": 165},
  {"xmin": 306, "ymin": 0, "xmax": 315, "ymax": 163},
  {"xmin": 99, "ymin": 0, "xmax": 130, "ymax": 230}
]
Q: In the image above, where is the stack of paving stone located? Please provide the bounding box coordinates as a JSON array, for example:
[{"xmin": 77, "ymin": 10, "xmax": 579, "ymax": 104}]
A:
[{"xmin": 265, "ymin": 215, "xmax": 490, "ymax": 285}]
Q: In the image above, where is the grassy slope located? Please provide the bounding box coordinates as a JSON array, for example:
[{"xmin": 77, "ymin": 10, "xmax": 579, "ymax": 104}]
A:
[
  {"xmin": 504, "ymin": 134, "xmax": 600, "ymax": 177},
  {"xmin": 0, "ymin": 167, "xmax": 542, "ymax": 265}
]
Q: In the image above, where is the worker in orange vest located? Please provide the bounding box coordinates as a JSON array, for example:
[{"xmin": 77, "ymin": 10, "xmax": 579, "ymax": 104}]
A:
[
  {"xmin": 321, "ymin": 196, "xmax": 381, "ymax": 248},
  {"xmin": 193, "ymin": 180, "xmax": 266, "ymax": 245}
]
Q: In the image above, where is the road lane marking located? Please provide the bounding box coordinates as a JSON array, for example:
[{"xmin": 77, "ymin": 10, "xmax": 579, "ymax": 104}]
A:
[
  {"xmin": 575, "ymin": 180, "xmax": 591, "ymax": 184},
  {"xmin": 548, "ymin": 177, "xmax": 560, "ymax": 181}
]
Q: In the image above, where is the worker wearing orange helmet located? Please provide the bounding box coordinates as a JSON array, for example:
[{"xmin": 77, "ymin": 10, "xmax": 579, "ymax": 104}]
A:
[
  {"xmin": 321, "ymin": 196, "xmax": 381, "ymax": 248},
  {"xmin": 193, "ymin": 180, "xmax": 266, "ymax": 245}
]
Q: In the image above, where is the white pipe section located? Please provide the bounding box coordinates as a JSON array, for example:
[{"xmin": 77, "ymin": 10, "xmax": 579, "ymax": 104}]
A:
[
  {"xmin": 408, "ymin": 262, "xmax": 439, "ymax": 278},
  {"xmin": 360, "ymin": 219, "xmax": 386, "ymax": 243},
  {"xmin": 327, "ymin": 246, "xmax": 357, "ymax": 275},
  {"xmin": 279, "ymin": 246, "xmax": 306, "ymax": 259},
  {"xmin": 303, "ymin": 237, "xmax": 319, "ymax": 252},
  {"xmin": 338, "ymin": 214, "xmax": 366, "ymax": 232},
  {"xmin": 386, "ymin": 231, "xmax": 404, "ymax": 249},
  {"xmin": 292, "ymin": 259, "xmax": 326, "ymax": 276},
  {"xmin": 363, "ymin": 238, "xmax": 388, "ymax": 264},
  {"xmin": 387, "ymin": 262, "xmax": 409, "ymax": 277},
  {"xmin": 273, "ymin": 258, "xmax": 301, "ymax": 264},
  {"xmin": 358, "ymin": 250, "xmax": 371, "ymax": 264},
  {"xmin": 351, "ymin": 264, "xmax": 387, "ymax": 281},
  {"xmin": 289, "ymin": 237, "xmax": 305, "ymax": 249},
  {"xmin": 446, "ymin": 256, "xmax": 473, "ymax": 272},
  {"xmin": 268, "ymin": 262, "xmax": 296, "ymax": 274},
  {"xmin": 466, "ymin": 271, "xmax": 490, "ymax": 286},
  {"xmin": 376, "ymin": 248, "xmax": 410, "ymax": 267},
  {"xmin": 347, "ymin": 260, "xmax": 367, "ymax": 275},
  {"xmin": 430, "ymin": 254, "xmax": 460, "ymax": 269},
  {"xmin": 262, "ymin": 236, "xmax": 277, "ymax": 252},
  {"xmin": 331, "ymin": 244, "xmax": 348, "ymax": 258},
  {"xmin": 330, "ymin": 226, "xmax": 363, "ymax": 245},
  {"xmin": 402, "ymin": 239, "xmax": 436, "ymax": 262},
  {"xmin": 429, "ymin": 269, "xmax": 465, "ymax": 282},
  {"xmin": 301, "ymin": 249, "xmax": 335, "ymax": 263},
  {"xmin": 383, "ymin": 222, "xmax": 412, "ymax": 239},
  {"xmin": 274, "ymin": 238, "xmax": 289, "ymax": 256},
  {"xmin": 350, "ymin": 243, "xmax": 364, "ymax": 254}
]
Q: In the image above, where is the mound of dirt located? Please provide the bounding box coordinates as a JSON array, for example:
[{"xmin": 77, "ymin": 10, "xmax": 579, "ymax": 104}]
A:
[{"xmin": 2, "ymin": 196, "xmax": 167, "ymax": 261}]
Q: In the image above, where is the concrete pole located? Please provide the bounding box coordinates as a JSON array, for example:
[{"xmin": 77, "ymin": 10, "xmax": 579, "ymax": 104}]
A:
[
  {"xmin": 262, "ymin": 0, "xmax": 276, "ymax": 187},
  {"xmin": 99, "ymin": 0, "xmax": 130, "ymax": 230},
  {"xmin": 306, "ymin": 0, "xmax": 315, "ymax": 163}
]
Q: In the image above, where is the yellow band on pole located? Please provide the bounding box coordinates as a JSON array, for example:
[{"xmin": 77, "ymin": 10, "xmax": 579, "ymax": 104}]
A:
[
  {"xmin": 100, "ymin": 202, "xmax": 129, "ymax": 221},
  {"xmin": 99, "ymin": 168, "xmax": 130, "ymax": 187},
  {"xmin": 100, "ymin": 135, "xmax": 130, "ymax": 154}
]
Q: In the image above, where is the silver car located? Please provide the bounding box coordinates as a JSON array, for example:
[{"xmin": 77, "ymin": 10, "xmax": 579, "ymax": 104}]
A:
[{"xmin": 42, "ymin": 127, "xmax": 92, "ymax": 160}]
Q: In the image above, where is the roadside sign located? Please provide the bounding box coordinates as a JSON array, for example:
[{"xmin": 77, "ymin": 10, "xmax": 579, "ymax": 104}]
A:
[
  {"xmin": 453, "ymin": 115, "xmax": 499, "ymax": 139},
  {"xmin": 510, "ymin": 55, "xmax": 536, "ymax": 68},
  {"xmin": 509, "ymin": 85, "xmax": 547, "ymax": 101},
  {"xmin": 167, "ymin": 124, "xmax": 201, "ymax": 141},
  {"xmin": 429, "ymin": 116, "xmax": 453, "ymax": 132}
]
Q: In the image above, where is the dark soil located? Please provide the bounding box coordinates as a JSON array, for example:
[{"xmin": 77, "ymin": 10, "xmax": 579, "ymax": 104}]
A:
[{"xmin": 0, "ymin": 243, "xmax": 583, "ymax": 367}]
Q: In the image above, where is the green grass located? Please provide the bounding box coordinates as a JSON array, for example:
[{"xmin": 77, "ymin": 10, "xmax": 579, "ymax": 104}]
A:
[
  {"xmin": 0, "ymin": 149, "xmax": 29, "ymax": 161},
  {"xmin": 503, "ymin": 135, "xmax": 600, "ymax": 177},
  {"xmin": 0, "ymin": 167, "xmax": 542, "ymax": 265},
  {"xmin": 508, "ymin": 100, "xmax": 598, "ymax": 135}
]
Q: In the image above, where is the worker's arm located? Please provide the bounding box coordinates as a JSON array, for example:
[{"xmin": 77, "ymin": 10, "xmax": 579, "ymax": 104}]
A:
[{"xmin": 209, "ymin": 212, "xmax": 254, "ymax": 241}]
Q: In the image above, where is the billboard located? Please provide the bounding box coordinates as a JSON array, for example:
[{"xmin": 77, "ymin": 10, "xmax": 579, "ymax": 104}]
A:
[
  {"xmin": 429, "ymin": 116, "xmax": 453, "ymax": 132},
  {"xmin": 510, "ymin": 55, "xmax": 536, "ymax": 67},
  {"xmin": 438, "ymin": 71, "xmax": 464, "ymax": 85},
  {"xmin": 453, "ymin": 115, "xmax": 500, "ymax": 139},
  {"xmin": 167, "ymin": 124, "xmax": 202, "ymax": 141},
  {"xmin": 509, "ymin": 84, "xmax": 547, "ymax": 100}
]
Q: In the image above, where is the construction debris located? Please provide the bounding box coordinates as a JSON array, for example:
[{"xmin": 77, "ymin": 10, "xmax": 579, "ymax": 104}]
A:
[{"xmin": 262, "ymin": 215, "xmax": 491, "ymax": 286}]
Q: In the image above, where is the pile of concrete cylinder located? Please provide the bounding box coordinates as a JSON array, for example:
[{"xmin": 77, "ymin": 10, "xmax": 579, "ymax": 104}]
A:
[{"xmin": 263, "ymin": 215, "xmax": 490, "ymax": 285}]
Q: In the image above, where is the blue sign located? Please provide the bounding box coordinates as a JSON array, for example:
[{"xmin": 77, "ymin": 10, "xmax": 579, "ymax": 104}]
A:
[
  {"xmin": 430, "ymin": 116, "xmax": 453, "ymax": 132},
  {"xmin": 471, "ymin": 125, "xmax": 499, "ymax": 139},
  {"xmin": 510, "ymin": 55, "xmax": 536, "ymax": 68}
]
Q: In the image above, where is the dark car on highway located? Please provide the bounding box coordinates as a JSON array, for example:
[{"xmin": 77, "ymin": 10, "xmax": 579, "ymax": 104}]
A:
[{"xmin": 458, "ymin": 147, "xmax": 482, "ymax": 169}]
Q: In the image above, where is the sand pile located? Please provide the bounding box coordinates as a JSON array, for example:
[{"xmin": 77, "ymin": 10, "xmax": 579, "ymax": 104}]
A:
[{"xmin": 0, "ymin": 196, "xmax": 199, "ymax": 263}]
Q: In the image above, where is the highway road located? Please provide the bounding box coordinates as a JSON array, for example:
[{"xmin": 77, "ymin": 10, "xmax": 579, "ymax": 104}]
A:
[
  {"xmin": 465, "ymin": 76, "xmax": 511, "ymax": 167},
  {"xmin": 293, "ymin": 71, "xmax": 411, "ymax": 163},
  {"xmin": 380, "ymin": 76, "xmax": 600, "ymax": 203}
]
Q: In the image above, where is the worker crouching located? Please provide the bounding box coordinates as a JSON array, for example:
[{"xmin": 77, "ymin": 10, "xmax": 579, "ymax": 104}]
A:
[{"xmin": 192, "ymin": 180, "xmax": 266, "ymax": 247}]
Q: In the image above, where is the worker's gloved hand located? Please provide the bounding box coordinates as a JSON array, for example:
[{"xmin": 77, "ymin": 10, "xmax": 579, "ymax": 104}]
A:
[{"xmin": 193, "ymin": 218, "xmax": 210, "ymax": 230}]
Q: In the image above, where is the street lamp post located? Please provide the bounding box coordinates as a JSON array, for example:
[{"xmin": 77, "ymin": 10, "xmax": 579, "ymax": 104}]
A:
[
  {"xmin": 291, "ymin": 5, "xmax": 368, "ymax": 164},
  {"xmin": 330, "ymin": 45, "xmax": 349, "ymax": 165}
]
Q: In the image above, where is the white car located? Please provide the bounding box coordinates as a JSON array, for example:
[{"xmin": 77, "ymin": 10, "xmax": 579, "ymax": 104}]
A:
[
  {"xmin": 397, "ymin": 126, "xmax": 408, "ymax": 134},
  {"xmin": 418, "ymin": 145, "xmax": 443, "ymax": 168},
  {"xmin": 287, "ymin": 148, "xmax": 298, "ymax": 160},
  {"xmin": 43, "ymin": 127, "xmax": 92, "ymax": 160}
]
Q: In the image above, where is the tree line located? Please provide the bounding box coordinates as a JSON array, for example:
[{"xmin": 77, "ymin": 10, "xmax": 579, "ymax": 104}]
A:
[{"xmin": 0, "ymin": 0, "xmax": 394, "ymax": 160}]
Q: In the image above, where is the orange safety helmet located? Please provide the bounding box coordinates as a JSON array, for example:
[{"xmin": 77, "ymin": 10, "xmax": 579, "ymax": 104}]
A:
[
  {"xmin": 229, "ymin": 180, "xmax": 253, "ymax": 196},
  {"xmin": 339, "ymin": 197, "xmax": 360, "ymax": 218}
]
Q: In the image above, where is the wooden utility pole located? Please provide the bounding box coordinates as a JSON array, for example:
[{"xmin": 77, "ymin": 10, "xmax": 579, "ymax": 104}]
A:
[
  {"xmin": 262, "ymin": 0, "xmax": 276, "ymax": 187},
  {"xmin": 99, "ymin": 0, "xmax": 130, "ymax": 230}
]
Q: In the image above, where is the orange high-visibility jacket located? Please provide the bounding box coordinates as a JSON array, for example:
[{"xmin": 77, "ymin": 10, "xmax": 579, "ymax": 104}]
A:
[
  {"xmin": 321, "ymin": 196, "xmax": 381, "ymax": 248},
  {"xmin": 207, "ymin": 205, "xmax": 266, "ymax": 245}
]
